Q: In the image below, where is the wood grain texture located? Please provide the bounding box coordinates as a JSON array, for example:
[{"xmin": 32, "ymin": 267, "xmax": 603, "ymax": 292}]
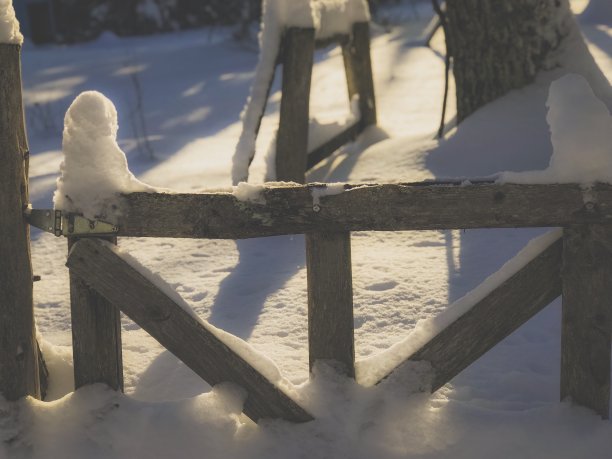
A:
[
  {"xmin": 379, "ymin": 237, "xmax": 563, "ymax": 391},
  {"xmin": 68, "ymin": 236, "xmax": 123, "ymax": 392},
  {"xmin": 275, "ymin": 27, "xmax": 315, "ymax": 183},
  {"xmin": 307, "ymin": 122, "xmax": 361, "ymax": 170},
  {"xmin": 561, "ymin": 225, "xmax": 612, "ymax": 419},
  {"xmin": 116, "ymin": 183, "xmax": 612, "ymax": 239},
  {"xmin": 0, "ymin": 44, "xmax": 42, "ymax": 400},
  {"xmin": 67, "ymin": 238, "xmax": 313, "ymax": 423},
  {"xmin": 306, "ymin": 232, "xmax": 355, "ymax": 377},
  {"xmin": 342, "ymin": 22, "xmax": 377, "ymax": 128}
]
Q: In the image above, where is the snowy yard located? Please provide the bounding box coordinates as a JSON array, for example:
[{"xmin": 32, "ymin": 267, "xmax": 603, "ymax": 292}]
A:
[{"xmin": 2, "ymin": 0, "xmax": 612, "ymax": 457}]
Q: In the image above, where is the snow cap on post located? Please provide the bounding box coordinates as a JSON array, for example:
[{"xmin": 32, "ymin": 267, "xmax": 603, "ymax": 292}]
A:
[
  {"xmin": 54, "ymin": 91, "xmax": 152, "ymax": 221},
  {"xmin": 0, "ymin": 0, "xmax": 23, "ymax": 44}
]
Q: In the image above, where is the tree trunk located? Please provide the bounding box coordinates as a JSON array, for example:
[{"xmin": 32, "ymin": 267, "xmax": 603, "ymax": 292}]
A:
[{"xmin": 445, "ymin": 0, "xmax": 575, "ymax": 122}]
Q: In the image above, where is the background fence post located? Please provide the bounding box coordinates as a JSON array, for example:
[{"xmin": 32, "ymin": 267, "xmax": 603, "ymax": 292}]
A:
[
  {"xmin": 68, "ymin": 237, "xmax": 123, "ymax": 391},
  {"xmin": 0, "ymin": 43, "xmax": 42, "ymax": 400},
  {"xmin": 342, "ymin": 21, "xmax": 377, "ymax": 129},
  {"xmin": 275, "ymin": 27, "xmax": 315, "ymax": 184},
  {"xmin": 561, "ymin": 224, "xmax": 612, "ymax": 419}
]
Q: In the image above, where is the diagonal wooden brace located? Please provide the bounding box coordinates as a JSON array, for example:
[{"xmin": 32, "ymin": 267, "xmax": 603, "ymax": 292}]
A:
[
  {"xmin": 375, "ymin": 236, "xmax": 563, "ymax": 391},
  {"xmin": 66, "ymin": 238, "xmax": 312, "ymax": 423}
]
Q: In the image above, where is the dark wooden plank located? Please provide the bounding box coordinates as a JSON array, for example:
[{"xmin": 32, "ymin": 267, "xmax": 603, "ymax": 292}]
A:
[
  {"xmin": 342, "ymin": 22, "xmax": 377, "ymax": 128},
  {"xmin": 115, "ymin": 183, "xmax": 612, "ymax": 239},
  {"xmin": 68, "ymin": 236, "xmax": 123, "ymax": 391},
  {"xmin": 275, "ymin": 27, "xmax": 315, "ymax": 183},
  {"xmin": 376, "ymin": 236, "xmax": 563, "ymax": 390},
  {"xmin": 561, "ymin": 225, "xmax": 612, "ymax": 419},
  {"xmin": 66, "ymin": 238, "xmax": 313, "ymax": 423},
  {"xmin": 307, "ymin": 122, "xmax": 361, "ymax": 170},
  {"xmin": 0, "ymin": 44, "xmax": 42, "ymax": 400},
  {"xmin": 306, "ymin": 232, "xmax": 355, "ymax": 377}
]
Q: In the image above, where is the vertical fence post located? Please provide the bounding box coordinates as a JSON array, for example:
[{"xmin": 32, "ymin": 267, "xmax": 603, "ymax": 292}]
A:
[
  {"xmin": 306, "ymin": 231, "xmax": 355, "ymax": 377},
  {"xmin": 561, "ymin": 224, "xmax": 612, "ymax": 419},
  {"xmin": 273, "ymin": 27, "xmax": 356, "ymax": 378},
  {"xmin": 68, "ymin": 237, "xmax": 123, "ymax": 391},
  {"xmin": 275, "ymin": 27, "xmax": 315, "ymax": 184},
  {"xmin": 342, "ymin": 21, "xmax": 377, "ymax": 129},
  {"xmin": 0, "ymin": 43, "xmax": 42, "ymax": 400}
]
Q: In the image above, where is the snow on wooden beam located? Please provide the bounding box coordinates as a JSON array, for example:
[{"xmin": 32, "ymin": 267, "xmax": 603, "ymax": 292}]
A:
[
  {"xmin": 116, "ymin": 183, "xmax": 612, "ymax": 239},
  {"xmin": 375, "ymin": 236, "xmax": 563, "ymax": 391},
  {"xmin": 66, "ymin": 238, "xmax": 313, "ymax": 424}
]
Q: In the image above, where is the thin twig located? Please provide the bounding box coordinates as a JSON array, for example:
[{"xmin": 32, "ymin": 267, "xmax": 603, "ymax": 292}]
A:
[{"xmin": 432, "ymin": 0, "xmax": 450, "ymax": 139}]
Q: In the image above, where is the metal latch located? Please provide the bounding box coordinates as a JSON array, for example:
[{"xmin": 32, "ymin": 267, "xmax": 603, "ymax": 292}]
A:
[{"xmin": 24, "ymin": 207, "xmax": 119, "ymax": 237}]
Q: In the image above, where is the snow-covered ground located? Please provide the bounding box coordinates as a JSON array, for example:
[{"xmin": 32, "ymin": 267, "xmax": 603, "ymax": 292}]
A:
[{"xmin": 2, "ymin": 1, "xmax": 612, "ymax": 458}]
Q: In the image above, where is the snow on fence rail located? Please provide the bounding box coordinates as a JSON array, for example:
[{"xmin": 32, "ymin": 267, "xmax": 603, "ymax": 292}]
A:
[
  {"xmin": 114, "ymin": 182, "xmax": 612, "ymax": 238},
  {"xmin": 1, "ymin": 14, "xmax": 611, "ymax": 425}
]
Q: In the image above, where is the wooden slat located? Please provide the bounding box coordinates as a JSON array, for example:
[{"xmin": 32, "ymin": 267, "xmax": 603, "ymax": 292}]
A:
[
  {"xmin": 561, "ymin": 225, "xmax": 612, "ymax": 419},
  {"xmin": 68, "ymin": 236, "xmax": 123, "ymax": 391},
  {"xmin": 0, "ymin": 44, "xmax": 42, "ymax": 400},
  {"xmin": 342, "ymin": 22, "xmax": 377, "ymax": 128},
  {"xmin": 116, "ymin": 183, "xmax": 612, "ymax": 239},
  {"xmin": 275, "ymin": 27, "xmax": 315, "ymax": 183},
  {"xmin": 66, "ymin": 238, "xmax": 313, "ymax": 423},
  {"xmin": 307, "ymin": 122, "xmax": 362, "ymax": 170},
  {"xmin": 306, "ymin": 232, "xmax": 355, "ymax": 377},
  {"xmin": 376, "ymin": 237, "xmax": 563, "ymax": 390}
]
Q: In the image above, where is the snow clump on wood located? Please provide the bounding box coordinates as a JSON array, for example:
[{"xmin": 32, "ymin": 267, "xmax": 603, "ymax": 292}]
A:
[
  {"xmin": 0, "ymin": 0, "xmax": 23, "ymax": 44},
  {"xmin": 54, "ymin": 91, "xmax": 153, "ymax": 221}
]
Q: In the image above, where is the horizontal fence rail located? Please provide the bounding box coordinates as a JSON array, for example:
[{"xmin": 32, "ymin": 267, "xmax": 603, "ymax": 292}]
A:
[{"xmin": 115, "ymin": 182, "xmax": 612, "ymax": 239}]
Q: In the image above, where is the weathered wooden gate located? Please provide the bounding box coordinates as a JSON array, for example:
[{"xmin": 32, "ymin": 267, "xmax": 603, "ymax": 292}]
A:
[{"xmin": 2, "ymin": 20, "xmax": 611, "ymax": 425}]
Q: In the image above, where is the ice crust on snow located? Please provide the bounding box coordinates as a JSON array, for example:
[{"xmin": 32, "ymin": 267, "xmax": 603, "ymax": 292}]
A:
[
  {"xmin": 54, "ymin": 91, "xmax": 154, "ymax": 221},
  {"xmin": 0, "ymin": 0, "xmax": 23, "ymax": 44},
  {"xmin": 500, "ymin": 74, "xmax": 612, "ymax": 184},
  {"xmin": 356, "ymin": 229, "xmax": 562, "ymax": 387},
  {"xmin": 231, "ymin": 0, "xmax": 369, "ymax": 185}
]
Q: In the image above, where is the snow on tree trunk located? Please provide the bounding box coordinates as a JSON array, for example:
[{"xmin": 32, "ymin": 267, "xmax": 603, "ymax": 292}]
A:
[
  {"xmin": 581, "ymin": 0, "xmax": 612, "ymax": 24},
  {"xmin": 445, "ymin": 0, "xmax": 578, "ymax": 122}
]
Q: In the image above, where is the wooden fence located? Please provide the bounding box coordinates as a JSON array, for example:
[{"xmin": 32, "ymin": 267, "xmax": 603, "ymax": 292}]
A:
[
  {"xmin": 241, "ymin": 22, "xmax": 377, "ymax": 183},
  {"xmin": 1, "ymin": 24, "xmax": 611, "ymax": 425},
  {"xmin": 69, "ymin": 182, "xmax": 612, "ymax": 421}
]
